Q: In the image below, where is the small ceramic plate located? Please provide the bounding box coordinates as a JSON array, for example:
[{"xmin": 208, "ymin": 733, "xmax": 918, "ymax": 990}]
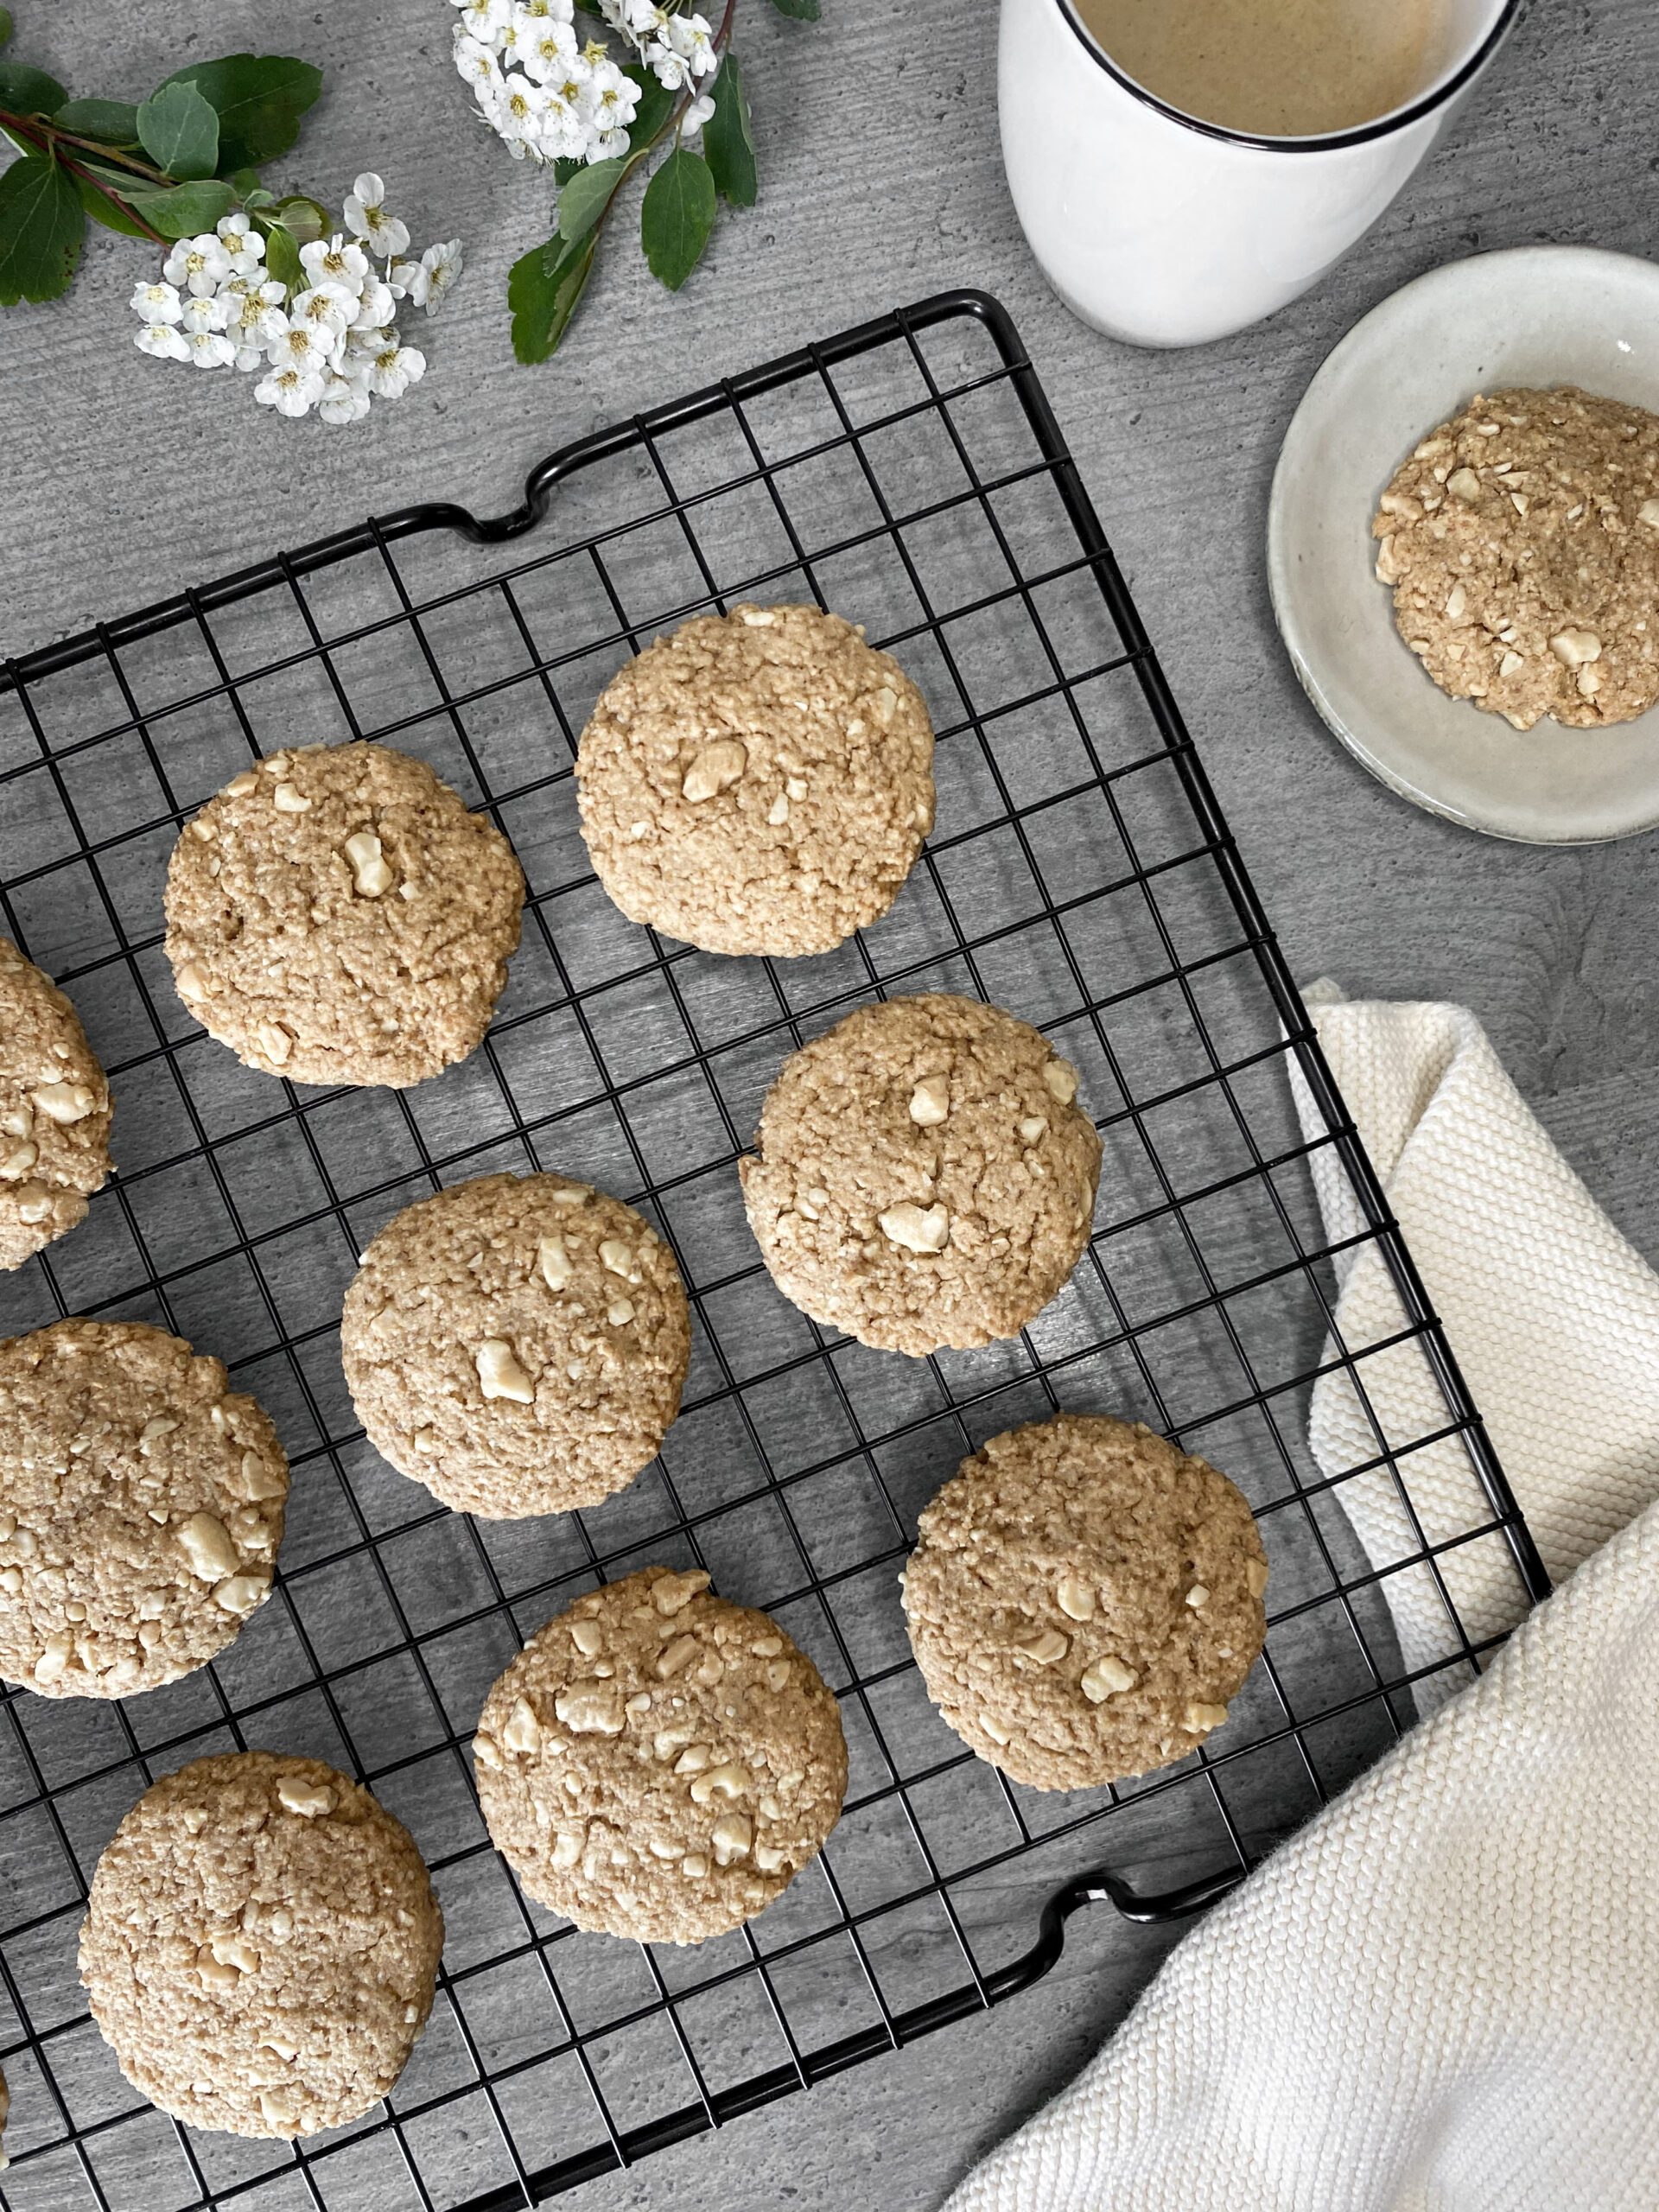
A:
[{"xmin": 1268, "ymin": 245, "xmax": 1659, "ymax": 844}]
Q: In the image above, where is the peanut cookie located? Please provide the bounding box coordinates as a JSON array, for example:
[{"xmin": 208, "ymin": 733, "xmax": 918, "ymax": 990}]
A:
[
  {"xmin": 0, "ymin": 938, "xmax": 112, "ymax": 1272},
  {"xmin": 79, "ymin": 1751, "xmax": 443, "ymax": 2139},
  {"xmin": 341, "ymin": 1171, "xmax": 690, "ymax": 1520},
  {"xmin": 902, "ymin": 1414, "xmax": 1268, "ymax": 1789},
  {"xmin": 164, "ymin": 741, "xmax": 524, "ymax": 1087},
  {"xmin": 740, "ymin": 995, "xmax": 1101, "ymax": 1357},
  {"xmin": 0, "ymin": 1319, "xmax": 289, "ymax": 1700},
  {"xmin": 474, "ymin": 1567, "xmax": 847, "ymax": 1943},
  {"xmin": 1373, "ymin": 385, "xmax": 1659, "ymax": 730},
  {"xmin": 575, "ymin": 603, "xmax": 935, "ymax": 957}
]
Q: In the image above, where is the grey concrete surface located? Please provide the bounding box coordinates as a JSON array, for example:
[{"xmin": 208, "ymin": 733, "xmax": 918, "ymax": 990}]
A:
[{"xmin": 3, "ymin": 0, "xmax": 1658, "ymax": 2206}]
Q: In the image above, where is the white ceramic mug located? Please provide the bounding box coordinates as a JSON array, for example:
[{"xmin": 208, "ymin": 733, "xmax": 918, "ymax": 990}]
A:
[{"xmin": 998, "ymin": 0, "xmax": 1522, "ymax": 348}]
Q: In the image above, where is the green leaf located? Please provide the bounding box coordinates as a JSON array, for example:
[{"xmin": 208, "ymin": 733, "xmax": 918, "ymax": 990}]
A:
[
  {"xmin": 640, "ymin": 146, "xmax": 715, "ymax": 292},
  {"xmin": 123, "ymin": 175, "xmax": 235, "ymax": 238},
  {"xmin": 67, "ymin": 151, "xmax": 153, "ymax": 193},
  {"xmin": 256, "ymin": 215, "xmax": 304, "ymax": 298},
  {"xmin": 53, "ymin": 98, "xmax": 140, "ymax": 145},
  {"xmin": 229, "ymin": 166, "xmax": 264, "ymax": 196},
  {"xmin": 0, "ymin": 11, "xmax": 13, "ymax": 51},
  {"xmin": 0, "ymin": 59, "xmax": 68, "ymax": 115},
  {"xmin": 557, "ymin": 156, "xmax": 627, "ymax": 245},
  {"xmin": 270, "ymin": 192, "xmax": 327, "ymax": 244},
  {"xmin": 767, "ymin": 0, "xmax": 821, "ymax": 17},
  {"xmin": 137, "ymin": 80, "xmax": 219, "ymax": 180},
  {"xmin": 702, "ymin": 52, "xmax": 757, "ymax": 207},
  {"xmin": 621, "ymin": 61, "xmax": 675, "ymax": 147},
  {"xmin": 159, "ymin": 54, "xmax": 322, "ymax": 175},
  {"xmin": 1, "ymin": 118, "xmax": 33, "ymax": 158},
  {"xmin": 75, "ymin": 175, "xmax": 154, "ymax": 237},
  {"xmin": 509, "ymin": 227, "xmax": 597, "ymax": 364},
  {"xmin": 0, "ymin": 153, "xmax": 83, "ymax": 303}
]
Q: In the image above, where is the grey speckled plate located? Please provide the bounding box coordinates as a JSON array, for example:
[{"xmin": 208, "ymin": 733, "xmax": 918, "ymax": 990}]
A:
[{"xmin": 1268, "ymin": 245, "xmax": 1659, "ymax": 845}]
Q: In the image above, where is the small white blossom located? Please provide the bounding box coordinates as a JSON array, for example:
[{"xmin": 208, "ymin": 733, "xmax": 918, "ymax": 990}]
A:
[
  {"xmin": 290, "ymin": 283, "xmax": 359, "ymax": 338},
  {"xmin": 385, "ymin": 257, "xmax": 420, "ymax": 298},
  {"xmin": 454, "ymin": 29, "xmax": 505, "ymax": 93},
  {"xmin": 409, "ymin": 238, "xmax": 463, "ymax": 316},
  {"xmin": 134, "ymin": 321, "xmax": 191, "ymax": 362},
  {"xmin": 361, "ymin": 339, "xmax": 426, "ymax": 398},
  {"xmin": 255, "ymin": 365, "xmax": 326, "ymax": 418},
  {"xmin": 515, "ymin": 0, "xmax": 575, "ymax": 21},
  {"xmin": 667, "ymin": 12, "xmax": 718, "ymax": 74},
  {"xmin": 343, "ymin": 173, "xmax": 411, "ymax": 260},
  {"xmin": 683, "ymin": 91, "xmax": 715, "ymax": 134},
  {"xmin": 180, "ymin": 292, "xmax": 231, "ymax": 334},
  {"xmin": 350, "ymin": 279, "xmax": 399, "ymax": 330},
  {"xmin": 263, "ymin": 314, "xmax": 344, "ymax": 378},
  {"xmin": 454, "ymin": 0, "xmax": 513, "ymax": 41},
  {"xmin": 645, "ymin": 37, "xmax": 692, "ymax": 90},
  {"xmin": 184, "ymin": 328, "xmax": 237, "ymax": 370},
  {"xmin": 583, "ymin": 57, "xmax": 639, "ymax": 137},
  {"xmin": 162, "ymin": 232, "xmax": 231, "ymax": 299},
  {"xmin": 300, "ymin": 235, "xmax": 371, "ymax": 294},
  {"xmin": 518, "ymin": 16, "xmax": 578, "ymax": 80},
  {"xmin": 129, "ymin": 279, "xmax": 183, "ymax": 324},
  {"xmin": 215, "ymin": 213, "xmax": 267, "ymax": 276},
  {"xmin": 318, "ymin": 372, "xmax": 372, "ymax": 425}
]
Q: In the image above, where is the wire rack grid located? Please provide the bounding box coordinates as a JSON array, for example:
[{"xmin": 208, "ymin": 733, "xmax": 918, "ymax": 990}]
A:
[{"xmin": 0, "ymin": 290, "xmax": 1548, "ymax": 2212}]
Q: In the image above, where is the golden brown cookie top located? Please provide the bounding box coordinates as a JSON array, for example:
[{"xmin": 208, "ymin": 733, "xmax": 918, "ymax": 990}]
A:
[
  {"xmin": 474, "ymin": 1567, "xmax": 848, "ymax": 1944},
  {"xmin": 575, "ymin": 603, "xmax": 935, "ymax": 957},
  {"xmin": 163, "ymin": 741, "xmax": 524, "ymax": 1088},
  {"xmin": 79, "ymin": 1751, "xmax": 443, "ymax": 2139},
  {"xmin": 902, "ymin": 1414, "xmax": 1268, "ymax": 1790},
  {"xmin": 740, "ymin": 994, "xmax": 1101, "ymax": 1357},
  {"xmin": 341, "ymin": 1171, "xmax": 690, "ymax": 1519},
  {"xmin": 0, "ymin": 937, "xmax": 112, "ymax": 1273},
  {"xmin": 0, "ymin": 1319, "xmax": 288, "ymax": 1699},
  {"xmin": 1373, "ymin": 385, "xmax": 1659, "ymax": 731}
]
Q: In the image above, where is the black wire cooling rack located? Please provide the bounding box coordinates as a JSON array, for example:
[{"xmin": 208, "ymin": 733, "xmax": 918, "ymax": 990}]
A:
[{"xmin": 0, "ymin": 290, "xmax": 1549, "ymax": 2212}]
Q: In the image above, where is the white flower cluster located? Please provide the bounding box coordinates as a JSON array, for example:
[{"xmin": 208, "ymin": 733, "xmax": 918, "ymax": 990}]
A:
[
  {"xmin": 453, "ymin": 0, "xmax": 719, "ymax": 168},
  {"xmin": 128, "ymin": 178, "xmax": 463, "ymax": 426}
]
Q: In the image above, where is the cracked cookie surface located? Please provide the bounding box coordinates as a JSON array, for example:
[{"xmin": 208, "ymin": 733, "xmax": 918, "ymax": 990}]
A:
[
  {"xmin": 0, "ymin": 1319, "xmax": 288, "ymax": 1699},
  {"xmin": 0, "ymin": 938, "xmax": 112, "ymax": 1272},
  {"xmin": 80, "ymin": 1751, "xmax": 442, "ymax": 2138},
  {"xmin": 341, "ymin": 1171, "xmax": 691, "ymax": 1519},
  {"xmin": 740, "ymin": 995, "xmax": 1101, "ymax": 1357},
  {"xmin": 164, "ymin": 741, "xmax": 524, "ymax": 1088},
  {"xmin": 474, "ymin": 1567, "xmax": 847, "ymax": 1943},
  {"xmin": 902, "ymin": 1414, "xmax": 1268, "ymax": 1789},
  {"xmin": 575, "ymin": 603, "xmax": 935, "ymax": 957},
  {"xmin": 1374, "ymin": 385, "xmax": 1659, "ymax": 730}
]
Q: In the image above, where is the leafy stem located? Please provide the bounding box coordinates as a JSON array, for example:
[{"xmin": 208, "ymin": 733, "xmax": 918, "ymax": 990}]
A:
[{"xmin": 0, "ymin": 108, "xmax": 168, "ymax": 240}]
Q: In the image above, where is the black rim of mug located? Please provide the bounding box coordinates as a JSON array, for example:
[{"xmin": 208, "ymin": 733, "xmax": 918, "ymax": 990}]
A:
[{"xmin": 1052, "ymin": 0, "xmax": 1527, "ymax": 155}]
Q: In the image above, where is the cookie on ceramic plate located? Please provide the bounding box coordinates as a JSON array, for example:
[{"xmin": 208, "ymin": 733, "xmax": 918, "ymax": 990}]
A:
[
  {"xmin": 0, "ymin": 1319, "xmax": 288, "ymax": 1699},
  {"xmin": 341, "ymin": 1171, "xmax": 691, "ymax": 1519},
  {"xmin": 79, "ymin": 1751, "xmax": 443, "ymax": 2138},
  {"xmin": 575, "ymin": 603, "xmax": 934, "ymax": 957},
  {"xmin": 164, "ymin": 740, "xmax": 524, "ymax": 1087},
  {"xmin": 740, "ymin": 993, "xmax": 1101, "ymax": 1357},
  {"xmin": 0, "ymin": 937, "xmax": 113, "ymax": 1271},
  {"xmin": 473, "ymin": 1567, "xmax": 847, "ymax": 1943},
  {"xmin": 901, "ymin": 1413, "xmax": 1268, "ymax": 1789}
]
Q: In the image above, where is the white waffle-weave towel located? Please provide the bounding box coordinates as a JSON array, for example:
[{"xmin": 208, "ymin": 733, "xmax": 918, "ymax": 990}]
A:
[{"xmin": 944, "ymin": 991, "xmax": 1659, "ymax": 2212}]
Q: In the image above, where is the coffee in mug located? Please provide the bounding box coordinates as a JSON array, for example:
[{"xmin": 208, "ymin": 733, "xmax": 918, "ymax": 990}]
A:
[{"xmin": 1071, "ymin": 0, "xmax": 1450, "ymax": 138}]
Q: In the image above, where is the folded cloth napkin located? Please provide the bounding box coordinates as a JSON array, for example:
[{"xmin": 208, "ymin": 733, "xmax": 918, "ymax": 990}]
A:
[{"xmin": 944, "ymin": 991, "xmax": 1659, "ymax": 2212}]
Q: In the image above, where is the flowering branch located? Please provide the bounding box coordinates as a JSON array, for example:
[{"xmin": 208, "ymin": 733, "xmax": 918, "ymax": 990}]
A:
[
  {"xmin": 0, "ymin": 17, "xmax": 465, "ymax": 426},
  {"xmin": 451, "ymin": 0, "xmax": 816, "ymax": 364}
]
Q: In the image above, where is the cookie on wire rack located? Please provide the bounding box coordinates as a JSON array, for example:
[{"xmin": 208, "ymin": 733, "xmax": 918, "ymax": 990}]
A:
[
  {"xmin": 901, "ymin": 1414, "xmax": 1268, "ymax": 1789},
  {"xmin": 740, "ymin": 993, "xmax": 1102, "ymax": 1357},
  {"xmin": 575, "ymin": 603, "xmax": 935, "ymax": 957},
  {"xmin": 474, "ymin": 1567, "xmax": 848, "ymax": 1943},
  {"xmin": 0, "ymin": 937, "xmax": 113, "ymax": 1273},
  {"xmin": 0, "ymin": 1319, "xmax": 289, "ymax": 1700},
  {"xmin": 341, "ymin": 1170, "xmax": 691, "ymax": 1519},
  {"xmin": 79, "ymin": 1751, "xmax": 443, "ymax": 2139},
  {"xmin": 163, "ymin": 740, "xmax": 524, "ymax": 1088}
]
